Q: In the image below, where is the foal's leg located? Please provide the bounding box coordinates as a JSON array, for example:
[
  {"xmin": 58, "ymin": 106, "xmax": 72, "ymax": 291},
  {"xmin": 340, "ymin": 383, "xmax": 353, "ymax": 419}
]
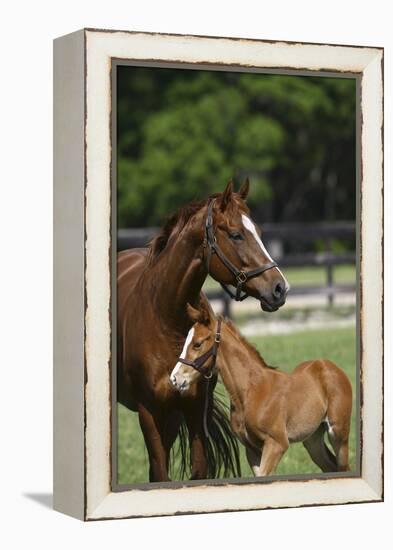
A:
[
  {"xmin": 328, "ymin": 434, "xmax": 350, "ymax": 472},
  {"xmin": 258, "ymin": 436, "xmax": 288, "ymax": 476},
  {"xmin": 323, "ymin": 361, "xmax": 352, "ymax": 471},
  {"xmin": 303, "ymin": 424, "xmax": 337, "ymax": 472},
  {"xmin": 138, "ymin": 403, "xmax": 170, "ymax": 482},
  {"xmin": 326, "ymin": 399, "xmax": 352, "ymax": 471},
  {"xmin": 246, "ymin": 446, "xmax": 262, "ymax": 476},
  {"xmin": 326, "ymin": 420, "xmax": 351, "ymax": 471}
]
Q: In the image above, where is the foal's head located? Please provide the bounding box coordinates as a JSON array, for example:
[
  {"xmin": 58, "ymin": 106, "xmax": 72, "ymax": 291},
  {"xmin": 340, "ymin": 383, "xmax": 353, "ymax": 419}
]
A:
[
  {"xmin": 208, "ymin": 179, "xmax": 289, "ymax": 311},
  {"xmin": 170, "ymin": 303, "xmax": 217, "ymax": 392}
]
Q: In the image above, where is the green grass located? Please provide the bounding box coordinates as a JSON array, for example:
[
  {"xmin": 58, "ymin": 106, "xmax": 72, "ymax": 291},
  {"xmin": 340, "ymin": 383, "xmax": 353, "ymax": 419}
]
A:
[
  {"xmin": 234, "ymin": 304, "xmax": 356, "ymax": 326},
  {"xmin": 117, "ymin": 326, "xmax": 356, "ymax": 484},
  {"xmin": 202, "ymin": 264, "xmax": 356, "ymax": 292}
]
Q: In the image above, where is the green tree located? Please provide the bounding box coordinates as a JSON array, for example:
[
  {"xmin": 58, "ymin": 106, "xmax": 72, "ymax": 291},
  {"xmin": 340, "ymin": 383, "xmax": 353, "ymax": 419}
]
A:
[{"xmin": 117, "ymin": 67, "xmax": 356, "ymax": 228}]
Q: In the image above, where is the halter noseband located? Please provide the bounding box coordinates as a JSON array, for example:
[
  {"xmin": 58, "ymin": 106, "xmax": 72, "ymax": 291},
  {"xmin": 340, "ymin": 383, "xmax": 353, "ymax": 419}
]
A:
[
  {"xmin": 178, "ymin": 319, "xmax": 222, "ymax": 379},
  {"xmin": 203, "ymin": 199, "xmax": 278, "ymax": 301}
]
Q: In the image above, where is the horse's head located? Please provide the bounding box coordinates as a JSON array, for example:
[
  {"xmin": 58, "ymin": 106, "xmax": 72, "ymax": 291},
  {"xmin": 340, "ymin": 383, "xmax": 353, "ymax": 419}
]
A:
[
  {"xmin": 207, "ymin": 179, "xmax": 289, "ymax": 312},
  {"xmin": 170, "ymin": 303, "xmax": 216, "ymax": 392}
]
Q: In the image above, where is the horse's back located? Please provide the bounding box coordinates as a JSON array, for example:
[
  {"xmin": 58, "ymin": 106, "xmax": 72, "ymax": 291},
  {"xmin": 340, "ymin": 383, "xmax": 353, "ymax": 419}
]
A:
[
  {"xmin": 292, "ymin": 358, "xmax": 350, "ymax": 385},
  {"xmin": 291, "ymin": 358, "xmax": 352, "ymax": 410}
]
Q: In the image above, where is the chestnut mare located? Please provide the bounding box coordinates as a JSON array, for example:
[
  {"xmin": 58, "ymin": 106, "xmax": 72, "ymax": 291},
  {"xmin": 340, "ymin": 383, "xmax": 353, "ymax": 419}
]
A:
[
  {"xmin": 117, "ymin": 180, "xmax": 289, "ymax": 482},
  {"xmin": 170, "ymin": 303, "xmax": 352, "ymax": 476}
]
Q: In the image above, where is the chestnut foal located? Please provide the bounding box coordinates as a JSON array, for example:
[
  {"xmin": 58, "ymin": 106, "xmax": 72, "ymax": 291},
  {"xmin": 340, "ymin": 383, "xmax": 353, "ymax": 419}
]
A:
[{"xmin": 170, "ymin": 303, "xmax": 353, "ymax": 476}]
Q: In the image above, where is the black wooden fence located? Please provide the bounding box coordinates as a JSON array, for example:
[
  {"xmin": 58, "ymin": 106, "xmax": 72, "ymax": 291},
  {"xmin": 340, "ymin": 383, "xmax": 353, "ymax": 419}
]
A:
[{"xmin": 117, "ymin": 222, "xmax": 356, "ymax": 315}]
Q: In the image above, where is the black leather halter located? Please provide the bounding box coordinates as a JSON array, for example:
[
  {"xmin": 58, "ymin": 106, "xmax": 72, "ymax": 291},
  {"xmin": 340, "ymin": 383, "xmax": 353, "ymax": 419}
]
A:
[
  {"xmin": 178, "ymin": 319, "xmax": 222, "ymax": 379},
  {"xmin": 203, "ymin": 199, "xmax": 278, "ymax": 301}
]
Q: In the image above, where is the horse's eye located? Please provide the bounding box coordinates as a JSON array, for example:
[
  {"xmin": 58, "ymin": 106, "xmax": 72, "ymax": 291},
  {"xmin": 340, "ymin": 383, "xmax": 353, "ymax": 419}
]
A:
[
  {"xmin": 194, "ymin": 342, "xmax": 203, "ymax": 350},
  {"xmin": 230, "ymin": 232, "xmax": 243, "ymax": 241}
]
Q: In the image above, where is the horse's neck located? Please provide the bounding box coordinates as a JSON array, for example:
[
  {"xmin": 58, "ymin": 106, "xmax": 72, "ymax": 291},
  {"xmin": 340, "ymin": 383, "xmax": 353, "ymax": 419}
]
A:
[
  {"xmin": 148, "ymin": 215, "xmax": 207, "ymax": 327},
  {"xmin": 218, "ymin": 322, "xmax": 267, "ymax": 409}
]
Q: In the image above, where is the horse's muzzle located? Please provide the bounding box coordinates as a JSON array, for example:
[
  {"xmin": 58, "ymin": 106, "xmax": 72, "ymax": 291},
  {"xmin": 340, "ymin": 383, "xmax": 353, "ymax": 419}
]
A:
[
  {"xmin": 170, "ymin": 371, "xmax": 190, "ymax": 392},
  {"xmin": 259, "ymin": 284, "xmax": 288, "ymax": 312}
]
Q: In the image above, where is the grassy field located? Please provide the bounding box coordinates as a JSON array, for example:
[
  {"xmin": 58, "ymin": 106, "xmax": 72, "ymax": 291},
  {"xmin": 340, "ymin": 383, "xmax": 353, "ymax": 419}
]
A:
[{"xmin": 117, "ymin": 326, "xmax": 356, "ymax": 484}]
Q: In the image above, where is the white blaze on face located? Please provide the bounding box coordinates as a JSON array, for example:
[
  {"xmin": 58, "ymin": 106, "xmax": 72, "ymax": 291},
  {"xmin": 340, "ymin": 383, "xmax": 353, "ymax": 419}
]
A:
[
  {"xmin": 241, "ymin": 214, "xmax": 290, "ymax": 290},
  {"xmin": 170, "ymin": 327, "xmax": 195, "ymax": 388},
  {"xmin": 241, "ymin": 214, "xmax": 273, "ymax": 261}
]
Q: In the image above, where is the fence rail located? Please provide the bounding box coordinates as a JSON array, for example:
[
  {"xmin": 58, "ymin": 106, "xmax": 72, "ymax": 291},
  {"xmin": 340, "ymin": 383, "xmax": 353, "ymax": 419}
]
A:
[
  {"xmin": 117, "ymin": 223, "xmax": 356, "ymax": 315},
  {"xmin": 117, "ymin": 222, "xmax": 356, "ymax": 250}
]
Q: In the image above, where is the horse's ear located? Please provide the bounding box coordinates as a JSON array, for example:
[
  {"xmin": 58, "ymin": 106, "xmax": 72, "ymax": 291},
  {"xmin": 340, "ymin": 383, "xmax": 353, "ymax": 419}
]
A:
[
  {"xmin": 238, "ymin": 177, "xmax": 250, "ymax": 200},
  {"xmin": 186, "ymin": 303, "xmax": 202, "ymax": 324},
  {"xmin": 220, "ymin": 180, "xmax": 234, "ymax": 211}
]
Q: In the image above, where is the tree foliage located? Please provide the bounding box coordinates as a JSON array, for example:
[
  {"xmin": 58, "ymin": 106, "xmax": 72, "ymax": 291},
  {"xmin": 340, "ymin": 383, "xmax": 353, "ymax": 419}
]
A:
[{"xmin": 117, "ymin": 67, "xmax": 356, "ymax": 228}]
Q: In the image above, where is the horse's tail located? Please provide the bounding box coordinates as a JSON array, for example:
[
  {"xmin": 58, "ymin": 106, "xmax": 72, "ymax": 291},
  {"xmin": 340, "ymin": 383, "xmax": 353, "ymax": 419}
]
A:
[
  {"xmin": 205, "ymin": 384, "xmax": 242, "ymax": 478},
  {"xmin": 170, "ymin": 382, "xmax": 241, "ymax": 480}
]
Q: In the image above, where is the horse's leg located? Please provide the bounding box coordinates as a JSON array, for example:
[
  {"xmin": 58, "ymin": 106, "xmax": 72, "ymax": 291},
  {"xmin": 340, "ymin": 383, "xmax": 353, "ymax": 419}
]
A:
[
  {"xmin": 186, "ymin": 419, "xmax": 208, "ymax": 480},
  {"xmin": 183, "ymin": 403, "xmax": 208, "ymax": 480},
  {"xmin": 163, "ymin": 411, "xmax": 183, "ymax": 477},
  {"xmin": 258, "ymin": 436, "xmax": 288, "ymax": 476},
  {"xmin": 303, "ymin": 424, "xmax": 337, "ymax": 472},
  {"xmin": 137, "ymin": 403, "xmax": 170, "ymax": 482},
  {"xmin": 246, "ymin": 446, "xmax": 262, "ymax": 476}
]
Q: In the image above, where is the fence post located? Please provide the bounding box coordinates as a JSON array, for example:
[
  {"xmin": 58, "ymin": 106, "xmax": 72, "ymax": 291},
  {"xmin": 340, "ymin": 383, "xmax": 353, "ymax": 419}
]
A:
[
  {"xmin": 327, "ymin": 263, "xmax": 334, "ymax": 307},
  {"xmin": 223, "ymin": 292, "xmax": 231, "ymax": 318},
  {"xmin": 326, "ymin": 235, "xmax": 334, "ymax": 307}
]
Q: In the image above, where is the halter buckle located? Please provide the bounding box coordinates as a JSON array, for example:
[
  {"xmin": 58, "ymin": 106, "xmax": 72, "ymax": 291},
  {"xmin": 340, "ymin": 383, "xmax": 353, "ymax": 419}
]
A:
[
  {"xmin": 236, "ymin": 271, "xmax": 247, "ymax": 284},
  {"xmin": 214, "ymin": 333, "xmax": 221, "ymax": 343}
]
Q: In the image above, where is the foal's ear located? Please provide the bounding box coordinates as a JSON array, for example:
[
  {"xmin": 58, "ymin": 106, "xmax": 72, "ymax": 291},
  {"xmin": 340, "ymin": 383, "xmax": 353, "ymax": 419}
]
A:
[
  {"xmin": 186, "ymin": 302, "xmax": 210, "ymax": 325},
  {"xmin": 220, "ymin": 180, "xmax": 234, "ymax": 211},
  {"xmin": 186, "ymin": 303, "xmax": 202, "ymax": 324},
  {"xmin": 238, "ymin": 177, "xmax": 250, "ymax": 200},
  {"xmin": 198, "ymin": 302, "xmax": 210, "ymax": 326}
]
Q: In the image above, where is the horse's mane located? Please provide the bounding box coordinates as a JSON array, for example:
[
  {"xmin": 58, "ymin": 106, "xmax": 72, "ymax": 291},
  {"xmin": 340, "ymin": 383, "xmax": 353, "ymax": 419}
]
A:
[
  {"xmin": 146, "ymin": 190, "xmax": 250, "ymax": 266},
  {"xmin": 146, "ymin": 194, "xmax": 219, "ymax": 264},
  {"xmin": 224, "ymin": 318, "xmax": 278, "ymax": 370}
]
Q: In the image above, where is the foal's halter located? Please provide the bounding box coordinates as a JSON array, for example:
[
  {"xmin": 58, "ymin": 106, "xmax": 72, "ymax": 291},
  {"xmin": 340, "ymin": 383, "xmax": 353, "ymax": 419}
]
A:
[
  {"xmin": 178, "ymin": 319, "xmax": 222, "ymax": 380},
  {"xmin": 203, "ymin": 199, "xmax": 278, "ymax": 301},
  {"xmin": 178, "ymin": 319, "xmax": 222, "ymax": 439}
]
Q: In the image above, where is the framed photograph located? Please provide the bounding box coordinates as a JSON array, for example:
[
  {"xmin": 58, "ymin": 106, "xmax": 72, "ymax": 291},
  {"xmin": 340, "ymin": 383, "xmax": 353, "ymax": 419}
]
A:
[{"xmin": 53, "ymin": 28, "xmax": 383, "ymax": 520}]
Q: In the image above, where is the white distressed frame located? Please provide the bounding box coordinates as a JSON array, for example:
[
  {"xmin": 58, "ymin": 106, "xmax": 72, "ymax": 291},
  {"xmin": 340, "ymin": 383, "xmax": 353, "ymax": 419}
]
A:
[{"xmin": 53, "ymin": 29, "xmax": 383, "ymax": 521}]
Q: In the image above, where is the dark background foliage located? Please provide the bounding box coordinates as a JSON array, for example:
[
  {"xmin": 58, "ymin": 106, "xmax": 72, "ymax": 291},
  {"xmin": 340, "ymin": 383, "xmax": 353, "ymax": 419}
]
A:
[{"xmin": 117, "ymin": 66, "xmax": 356, "ymax": 229}]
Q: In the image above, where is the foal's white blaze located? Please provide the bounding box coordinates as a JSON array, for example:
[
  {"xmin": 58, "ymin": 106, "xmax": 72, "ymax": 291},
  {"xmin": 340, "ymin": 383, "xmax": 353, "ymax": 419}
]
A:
[
  {"xmin": 241, "ymin": 214, "xmax": 290, "ymax": 290},
  {"xmin": 170, "ymin": 327, "xmax": 194, "ymax": 388}
]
